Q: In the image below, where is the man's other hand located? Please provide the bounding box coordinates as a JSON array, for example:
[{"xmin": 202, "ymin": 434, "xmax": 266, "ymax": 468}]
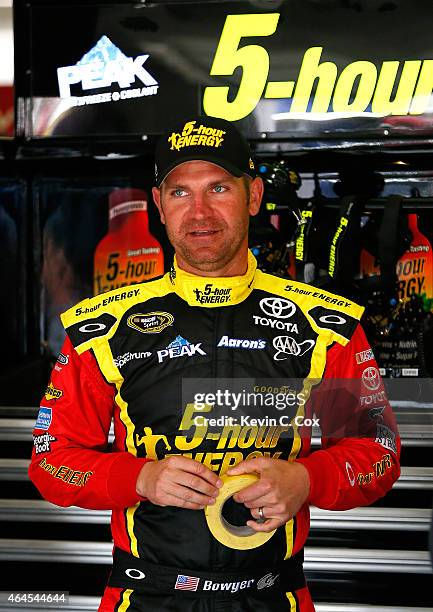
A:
[
  {"xmin": 226, "ymin": 458, "xmax": 310, "ymax": 532},
  {"xmin": 136, "ymin": 456, "xmax": 222, "ymax": 509}
]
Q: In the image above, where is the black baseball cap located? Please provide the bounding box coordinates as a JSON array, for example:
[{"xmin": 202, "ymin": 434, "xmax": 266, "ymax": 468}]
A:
[{"xmin": 154, "ymin": 116, "xmax": 256, "ymax": 186}]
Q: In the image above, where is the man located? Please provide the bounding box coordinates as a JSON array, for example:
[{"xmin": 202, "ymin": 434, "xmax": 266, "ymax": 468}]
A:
[{"xmin": 29, "ymin": 116, "xmax": 400, "ymax": 611}]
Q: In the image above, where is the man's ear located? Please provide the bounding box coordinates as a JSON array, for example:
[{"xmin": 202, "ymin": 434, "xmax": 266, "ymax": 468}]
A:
[
  {"xmin": 152, "ymin": 186, "xmax": 165, "ymax": 224},
  {"xmin": 248, "ymin": 177, "xmax": 264, "ymax": 217}
]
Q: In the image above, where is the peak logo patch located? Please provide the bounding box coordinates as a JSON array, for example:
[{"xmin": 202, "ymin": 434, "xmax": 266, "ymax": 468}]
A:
[{"xmin": 158, "ymin": 335, "xmax": 206, "ymax": 363}]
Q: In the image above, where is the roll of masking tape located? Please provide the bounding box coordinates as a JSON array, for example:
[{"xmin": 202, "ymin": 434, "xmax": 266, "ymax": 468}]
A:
[{"xmin": 205, "ymin": 474, "xmax": 276, "ymax": 550}]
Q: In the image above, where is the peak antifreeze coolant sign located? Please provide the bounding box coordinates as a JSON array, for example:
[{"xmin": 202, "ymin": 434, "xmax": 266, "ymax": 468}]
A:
[
  {"xmin": 24, "ymin": 0, "xmax": 433, "ymax": 139},
  {"xmin": 57, "ymin": 36, "xmax": 159, "ymax": 107}
]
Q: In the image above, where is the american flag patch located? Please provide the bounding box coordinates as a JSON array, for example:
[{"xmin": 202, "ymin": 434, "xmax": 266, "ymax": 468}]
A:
[{"xmin": 174, "ymin": 574, "xmax": 200, "ymax": 591}]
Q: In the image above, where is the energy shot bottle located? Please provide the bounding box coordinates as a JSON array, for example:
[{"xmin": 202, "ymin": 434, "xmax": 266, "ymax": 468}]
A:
[{"xmin": 94, "ymin": 187, "xmax": 164, "ymax": 295}]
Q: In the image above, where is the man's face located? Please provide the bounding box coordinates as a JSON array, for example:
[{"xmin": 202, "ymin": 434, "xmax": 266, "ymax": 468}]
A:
[{"xmin": 152, "ymin": 161, "xmax": 263, "ymax": 273}]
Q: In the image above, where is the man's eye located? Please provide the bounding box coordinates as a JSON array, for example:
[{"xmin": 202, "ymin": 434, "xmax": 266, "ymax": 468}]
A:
[
  {"xmin": 173, "ymin": 189, "xmax": 186, "ymax": 197},
  {"xmin": 213, "ymin": 185, "xmax": 226, "ymax": 193}
]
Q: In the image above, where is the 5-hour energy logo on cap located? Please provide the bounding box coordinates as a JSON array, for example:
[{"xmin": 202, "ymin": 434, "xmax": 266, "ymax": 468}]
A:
[{"xmin": 168, "ymin": 120, "xmax": 226, "ymax": 151}]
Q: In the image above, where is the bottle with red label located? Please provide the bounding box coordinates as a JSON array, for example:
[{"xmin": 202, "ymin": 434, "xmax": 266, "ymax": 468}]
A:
[
  {"xmin": 396, "ymin": 214, "xmax": 433, "ymax": 307},
  {"xmin": 361, "ymin": 213, "xmax": 433, "ymax": 306},
  {"xmin": 93, "ymin": 187, "xmax": 164, "ymax": 295},
  {"xmin": 360, "ymin": 212, "xmax": 433, "ymax": 376}
]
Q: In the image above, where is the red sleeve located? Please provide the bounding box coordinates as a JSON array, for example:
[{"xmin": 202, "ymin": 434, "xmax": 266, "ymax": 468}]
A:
[
  {"xmin": 296, "ymin": 324, "xmax": 401, "ymax": 510},
  {"xmin": 28, "ymin": 336, "xmax": 149, "ymax": 510}
]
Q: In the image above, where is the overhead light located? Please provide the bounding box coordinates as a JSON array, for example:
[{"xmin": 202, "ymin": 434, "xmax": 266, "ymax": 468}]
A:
[
  {"xmin": 272, "ymin": 111, "xmax": 386, "ymax": 121},
  {"xmin": 93, "ymin": 153, "xmax": 138, "ymax": 160},
  {"xmin": 0, "ymin": 3, "xmax": 13, "ymax": 85},
  {"xmin": 248, "ymin": 0, "xmax": 285, "ymax": 8}
]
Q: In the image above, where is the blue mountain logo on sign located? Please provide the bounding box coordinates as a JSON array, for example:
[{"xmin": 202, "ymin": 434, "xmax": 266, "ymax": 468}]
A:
[
  {"xmin": 78, "ymin": 35, "xmax": 126, "ymax": 66},
  {"xmin": 57, "ymin": 35, "xmax": 159, "ymax": 102}
]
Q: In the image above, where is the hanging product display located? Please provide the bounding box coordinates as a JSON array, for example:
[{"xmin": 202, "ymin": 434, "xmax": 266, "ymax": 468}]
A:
[
  {"xmin": 93, "ymin": 187, "xmax": 164, "ymax": 295},
  {"xmin": 294, "ymin": 200, "xmax": 319, "ymax": 285},
  {"xmin": 362, "ymin": 212, "xmax": 433, "ymax": 306},
  {"xmin": 249, "ymin": 160, "xmax": 301, "ymax": 279},
  {"xmin": 325, "ymin": 195, "xmax": 364, "ymax": 297},
  {"xmin": 360, "ymin": 207, "xmax": 433, "ymax": 377}
]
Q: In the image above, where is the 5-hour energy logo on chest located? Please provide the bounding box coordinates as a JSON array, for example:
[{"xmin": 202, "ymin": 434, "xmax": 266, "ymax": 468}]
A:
[
  {"xmin": 134, "ymin": 394, "xmax": 311, "ymax": 473},
  {"xmin": 194, "ymin": 284, "xmax": 232, "ymax": 305}
]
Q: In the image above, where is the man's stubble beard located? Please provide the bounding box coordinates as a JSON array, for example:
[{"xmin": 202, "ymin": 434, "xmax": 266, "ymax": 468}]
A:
[
  {"xmin": 166, "ymin": 216, "xmax": 248, "ymax": 272},
  {"xmin": 165, "ymin": 211, "xmax": 250, "ymax": 273}
]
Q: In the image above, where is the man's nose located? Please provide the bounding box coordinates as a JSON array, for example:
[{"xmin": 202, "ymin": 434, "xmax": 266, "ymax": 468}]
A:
[{"xmin": 189, "ymin": 192, "xmax": 210, "ymax": 218}]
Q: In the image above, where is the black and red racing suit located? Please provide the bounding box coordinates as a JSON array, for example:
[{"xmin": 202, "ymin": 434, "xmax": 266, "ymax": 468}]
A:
[{"xmin": 29, "ymin": 251, "xmax": 400, "ymax": 611}]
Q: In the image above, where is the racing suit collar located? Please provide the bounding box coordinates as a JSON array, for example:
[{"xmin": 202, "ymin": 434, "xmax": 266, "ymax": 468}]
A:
[{"xmin": 167, "ymin": 250, "xmax": 257, "ymax": 307}]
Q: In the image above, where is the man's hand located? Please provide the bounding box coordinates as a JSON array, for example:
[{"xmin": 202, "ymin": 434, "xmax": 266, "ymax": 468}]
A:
[
  {"xmin": 136, "ymin": 456, "xmax": 222, "ymax": 509},
  {"xmin": 226, "ymin": 458, "xmax": 310, "ymax": 532}
]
